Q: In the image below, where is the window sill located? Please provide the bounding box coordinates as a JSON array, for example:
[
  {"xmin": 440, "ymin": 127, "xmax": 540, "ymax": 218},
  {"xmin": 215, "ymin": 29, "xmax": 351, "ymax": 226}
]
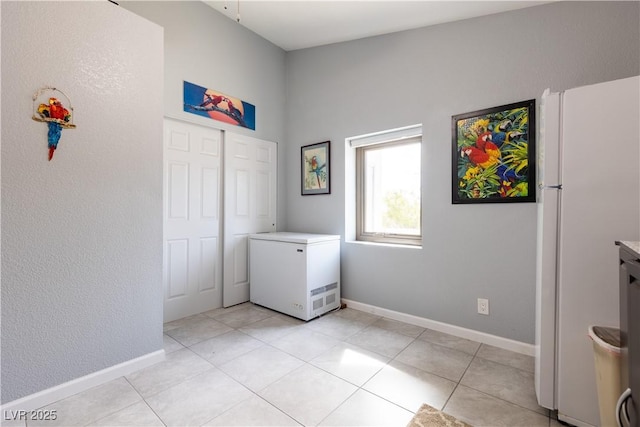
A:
[{"xmin": 346, "ymin": 240, "xmax": 422, "ymax": 250}]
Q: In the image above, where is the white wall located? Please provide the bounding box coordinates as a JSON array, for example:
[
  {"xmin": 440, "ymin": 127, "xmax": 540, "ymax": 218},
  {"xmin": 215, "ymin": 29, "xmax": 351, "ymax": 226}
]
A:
[
  {"xmin": 284, "ymin": 1, "xmax": 640, "ymax": 343},
  {"xmin": 1, "ymin": 2, "xmax": 164, "ymax": 403},
  {"xmin": 121, "ymin": 1, "xmax": 288, "ymax": 227}
]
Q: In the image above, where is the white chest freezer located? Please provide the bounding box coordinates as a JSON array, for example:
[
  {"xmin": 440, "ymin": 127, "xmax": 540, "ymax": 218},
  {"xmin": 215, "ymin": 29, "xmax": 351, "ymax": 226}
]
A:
[{"xmin": 249, "ymin": 232, "xmax": 340, "ymax": 321}]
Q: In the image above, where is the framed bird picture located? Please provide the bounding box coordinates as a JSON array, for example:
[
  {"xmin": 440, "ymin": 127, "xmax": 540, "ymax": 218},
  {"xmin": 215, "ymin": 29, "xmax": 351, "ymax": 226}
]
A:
[
  {"xmin": 301, "ymin": 141, "xmax": 330, "ymax": 195},
  {"xmin": 452, "ymin": 99, "xmax": 536, "ymax": 204}
]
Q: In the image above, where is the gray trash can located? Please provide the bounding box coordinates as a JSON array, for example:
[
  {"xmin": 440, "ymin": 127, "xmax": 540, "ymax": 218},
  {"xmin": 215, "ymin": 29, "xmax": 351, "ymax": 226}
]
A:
[{"xmin": 588, "ymin": 326, "xmax": 623, "ymax": 427}]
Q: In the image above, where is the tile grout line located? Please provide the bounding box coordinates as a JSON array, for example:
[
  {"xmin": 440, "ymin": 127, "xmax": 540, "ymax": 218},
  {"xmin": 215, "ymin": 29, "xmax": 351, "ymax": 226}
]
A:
[
  {"xmin": 251, "ymin": 309, "xmax": 384, "ymax": 425},
  {"xmin": 453, "ymin": 344, "xmax": 551, "ymax": 421},
  {"xmin": 121, "ymin": 376, "xmax": 168, "ymax": 427},
  {"xmin": 314, "ymin": 383, "xmax": 361, "ymax": 427},
  {"xmin": 439, "ymin": 343, "xmax": 482, "ymax": 412},
  {"xmin": 197, "ymin": 384, "xmax": 301, "ymax": 426},
  {"xmin": 126, "ymin": 348, "xmax": 219, "ymax": 401}
]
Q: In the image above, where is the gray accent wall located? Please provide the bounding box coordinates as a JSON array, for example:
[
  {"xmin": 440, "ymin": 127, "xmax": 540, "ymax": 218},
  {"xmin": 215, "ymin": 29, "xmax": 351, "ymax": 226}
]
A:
[
  {"xmin": 1, "ymin": 2, "xmax": 164, "ymax": 403},
  {"xmin": 121, "ymin": 1, "xmax": 288, "ymax": 226},
  {"xmin": 284, "ymin": 1, "xmax": 640, "ymax": 343}
]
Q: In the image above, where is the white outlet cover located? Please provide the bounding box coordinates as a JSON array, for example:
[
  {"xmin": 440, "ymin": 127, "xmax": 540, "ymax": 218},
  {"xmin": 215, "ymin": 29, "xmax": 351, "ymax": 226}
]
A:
[{"xmin": 477, "ymin": 298, "xmax": 489, "ymax": 315}]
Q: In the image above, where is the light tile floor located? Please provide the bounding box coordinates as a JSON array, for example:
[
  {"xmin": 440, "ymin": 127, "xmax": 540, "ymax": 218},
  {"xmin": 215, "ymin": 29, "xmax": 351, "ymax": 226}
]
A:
[{"xmin": 10, "ymin": 304, "xmax": 560, "ymax": 427}]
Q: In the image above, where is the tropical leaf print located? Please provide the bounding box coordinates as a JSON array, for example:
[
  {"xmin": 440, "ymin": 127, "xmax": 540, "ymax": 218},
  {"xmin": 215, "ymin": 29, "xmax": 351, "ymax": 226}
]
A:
[{"xmin": 456, "ymin": 106, "xmax": 530, "ymax": 200}]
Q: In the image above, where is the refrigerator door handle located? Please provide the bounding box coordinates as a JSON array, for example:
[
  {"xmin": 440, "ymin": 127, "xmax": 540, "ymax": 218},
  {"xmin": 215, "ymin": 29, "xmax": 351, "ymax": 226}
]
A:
[{"xmin": 538, "ymin": 184, "xmax": 563, "ymax": 190}]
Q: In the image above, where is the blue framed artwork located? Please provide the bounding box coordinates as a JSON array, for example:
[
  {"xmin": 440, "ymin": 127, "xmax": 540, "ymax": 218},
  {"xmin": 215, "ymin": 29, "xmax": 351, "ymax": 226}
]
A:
[{"xmin": 183, "ymin": 81, "xmax": 256, "ymax": 130}]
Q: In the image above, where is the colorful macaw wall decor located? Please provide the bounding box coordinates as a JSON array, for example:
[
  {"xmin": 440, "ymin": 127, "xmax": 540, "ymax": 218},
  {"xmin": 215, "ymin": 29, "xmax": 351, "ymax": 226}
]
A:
[
  {"xmin": 301, "ymin": 141, "xmax": 330, "ymax": 195},
  {"xmin": 183, "ymin": 81, "xmax": 256, "ymax": 130},
  {"xmin": 32, "ymin": 87, "xmax": 76, "ymax": 161},
  {"xmin": 452, "ymin": 99, "xmax": 536, "ymax": 204}
]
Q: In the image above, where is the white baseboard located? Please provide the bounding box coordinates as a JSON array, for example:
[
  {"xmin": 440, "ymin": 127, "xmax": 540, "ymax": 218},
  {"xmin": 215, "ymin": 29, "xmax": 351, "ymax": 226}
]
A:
[
  {"xmin": 1, "ymin": 350, "xmax": 165, "ymax": 412},
  {"xmin": 342, "ymin": 298, "xmax": 535, "ymax": 356}
]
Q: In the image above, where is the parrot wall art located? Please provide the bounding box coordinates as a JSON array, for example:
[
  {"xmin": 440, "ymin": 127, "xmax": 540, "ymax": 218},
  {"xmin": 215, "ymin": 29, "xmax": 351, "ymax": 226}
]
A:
[
  {"xmin": 452, "ymin": 100, "xmax": 535, "ymax": 203},
  {"xmin": 183, "ymin": 81, "xmax": 256, "ymax": 130},
  {"xmin": 301, "ymin": 141, "xmax": 330, "ymax": 195},
  {"xmin": 32, "ymin": 88, "xmax": 76, "ymax": 161},
  {"xmin": 306, "ymin": 155, "xmax": 326, "ymax": 188}
]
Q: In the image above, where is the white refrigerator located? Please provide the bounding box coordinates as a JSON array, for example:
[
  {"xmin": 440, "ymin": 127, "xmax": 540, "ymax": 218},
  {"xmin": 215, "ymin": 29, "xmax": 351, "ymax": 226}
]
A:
[{"xmin": 535, "ymin": 76, "xmax": 640, "ymax": 426}]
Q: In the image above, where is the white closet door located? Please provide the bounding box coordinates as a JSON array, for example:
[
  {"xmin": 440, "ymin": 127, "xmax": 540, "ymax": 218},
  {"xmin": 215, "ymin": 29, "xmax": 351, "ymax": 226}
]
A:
[
  {"xmin": 223, "ymin": 132, "xmax": 277, "ymax": 307},
  {"xmin": 163, "ymin": 118, "xmax": 223, "ymax": 322}
]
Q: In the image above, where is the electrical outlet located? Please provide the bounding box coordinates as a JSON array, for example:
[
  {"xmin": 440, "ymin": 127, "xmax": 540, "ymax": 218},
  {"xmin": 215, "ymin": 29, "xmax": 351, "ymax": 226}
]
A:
[{"xmin": 477, "ymin": 298, "xmax": 489, "ymax": 315}]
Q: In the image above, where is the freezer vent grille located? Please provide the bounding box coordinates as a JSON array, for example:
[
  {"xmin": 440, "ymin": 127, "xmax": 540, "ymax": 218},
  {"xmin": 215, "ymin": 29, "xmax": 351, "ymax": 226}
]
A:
[
  {"xmin": 310, "ymin": 282, "xmax": 338, "ymax": 296},
  {"xmin": 312, "ymin": 298, "xmax": 324, "ymax": 310},
  {"xmin": 326, "ymin": 293, "xmax": 336, "ymax": 305}
]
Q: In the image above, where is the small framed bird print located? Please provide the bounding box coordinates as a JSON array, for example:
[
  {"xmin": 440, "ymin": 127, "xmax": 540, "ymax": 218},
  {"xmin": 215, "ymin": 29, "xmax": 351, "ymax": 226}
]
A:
[
  {"xmin": 301, "ymin": 141, "xmax": 330, "ymax": 195},
  {"xmin": 452, "ymin": 99, "xmax": 536, "ymax": 204}
]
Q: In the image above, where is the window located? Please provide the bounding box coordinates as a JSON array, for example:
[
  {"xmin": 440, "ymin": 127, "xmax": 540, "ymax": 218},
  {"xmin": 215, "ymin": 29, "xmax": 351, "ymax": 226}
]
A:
[{"xmin": 352, "ymin": 125, "xmax": 422, "ymax": 246}]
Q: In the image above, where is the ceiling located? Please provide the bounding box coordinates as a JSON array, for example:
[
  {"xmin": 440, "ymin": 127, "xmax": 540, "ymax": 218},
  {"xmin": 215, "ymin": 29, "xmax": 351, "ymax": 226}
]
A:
[{"xmin": 203, "ymin": 1, "xmax": 552, "ymax": 51}]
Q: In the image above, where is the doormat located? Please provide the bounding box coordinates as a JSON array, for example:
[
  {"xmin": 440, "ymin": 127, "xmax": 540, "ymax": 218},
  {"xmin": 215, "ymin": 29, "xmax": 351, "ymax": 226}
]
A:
[{"xmin": 407, "ymin": 403, "xmax": 472, "ymax": 427}]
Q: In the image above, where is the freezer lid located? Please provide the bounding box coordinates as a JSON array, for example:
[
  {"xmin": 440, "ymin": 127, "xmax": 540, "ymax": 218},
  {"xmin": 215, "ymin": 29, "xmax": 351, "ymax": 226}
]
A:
[{"xmin": 249, "ymin": 232, "xmax": 341, "ymax": 244}]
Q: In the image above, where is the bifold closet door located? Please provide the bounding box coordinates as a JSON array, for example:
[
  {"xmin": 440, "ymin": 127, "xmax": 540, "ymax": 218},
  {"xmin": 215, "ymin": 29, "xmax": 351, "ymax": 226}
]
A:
[
  {"xmin": 163, "ymin": 118, "xmax": 223, "ymax": 322},
  {"xmin": 223, "ymin": 132, "xmax": 277, "ymax": 307}
]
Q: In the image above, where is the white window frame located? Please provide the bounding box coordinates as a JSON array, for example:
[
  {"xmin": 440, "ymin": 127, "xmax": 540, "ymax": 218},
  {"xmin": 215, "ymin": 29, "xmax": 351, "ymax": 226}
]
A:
[{"xmin": 350, "ymin": 125, "xmax": 422, "ymax": 246}]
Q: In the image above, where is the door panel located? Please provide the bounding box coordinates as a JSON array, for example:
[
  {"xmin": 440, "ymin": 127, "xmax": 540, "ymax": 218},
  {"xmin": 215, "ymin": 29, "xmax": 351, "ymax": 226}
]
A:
[
  {"xmin": 201, "ymin": 167, "xmax": 219, "ymax": 219},
  {"xmin": 223, "ymin": 132, "xmax": 277, "ymax": 307},
  {"xmin": 256, "ymin": 171, "xmax": 271, "ymax": 217},
  {"xmin": 236, "ymin": 169, "xmax": 250, "ymax": 216},
  {"xmin": 234, "ymin": 235, "xmax": 249, "ymax": 284},
  {"xmin": 199, "ymin": 237, "xmax": 218, "ymax": 292},
  {"xmin": 167, "ymin": 239, "xmax": 188, "ymax": 298},
  {"xmin": 168, "ymin": 162, "xmax": 189, "ymax": 219},
  {"xmin": 163, "ymin": 118, "xmax": 223, "ymax": 322}
]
